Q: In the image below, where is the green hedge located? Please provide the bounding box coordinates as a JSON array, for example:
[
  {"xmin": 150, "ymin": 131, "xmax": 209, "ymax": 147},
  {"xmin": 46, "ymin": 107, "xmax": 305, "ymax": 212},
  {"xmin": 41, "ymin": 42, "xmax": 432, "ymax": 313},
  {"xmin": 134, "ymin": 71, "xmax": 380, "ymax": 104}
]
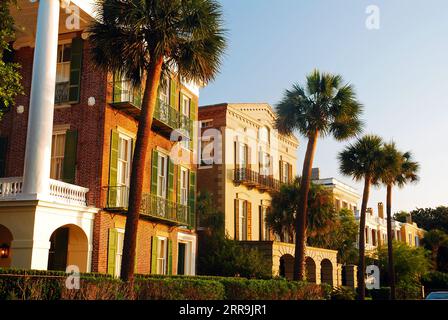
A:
[{"xmin": 0, "ymin": 269, "xmax": 327, "ymax": 300}]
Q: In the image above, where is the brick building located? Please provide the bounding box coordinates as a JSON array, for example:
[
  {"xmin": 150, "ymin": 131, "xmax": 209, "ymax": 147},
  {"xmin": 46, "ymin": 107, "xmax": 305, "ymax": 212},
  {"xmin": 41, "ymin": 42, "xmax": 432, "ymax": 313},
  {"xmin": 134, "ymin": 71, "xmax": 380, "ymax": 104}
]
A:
[{"xmin": 0, "ymin": 0, "xmax": 198, "ymax": 276}]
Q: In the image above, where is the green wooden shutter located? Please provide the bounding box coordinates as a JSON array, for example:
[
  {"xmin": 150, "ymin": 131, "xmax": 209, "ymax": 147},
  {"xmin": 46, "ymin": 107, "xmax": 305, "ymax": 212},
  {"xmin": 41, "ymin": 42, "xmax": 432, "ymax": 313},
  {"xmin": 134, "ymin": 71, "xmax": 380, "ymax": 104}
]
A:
[
  {"xmin": 107, "ymin": 229, "xmax": 118, "ymax": 276},
  {"xmin": 167, "ymin": 239, "xmax": 173, "ymax": 275},
  {"xmin": 177, "ymin": 166, "xmax": 181, "ymax": 204},
  {"xmin": 170, "ymin": 78, "xmax": 177, "ymax": 109},
  {"xmin": 168, "ymin": 159, "xmax": 174, "ymax": 202},
  {"xmin": 0, "ymin": 137, "xmax": 8, "ymax": 178},
  {"xmin": 189, "ymin": 99, "xmax": 197, "ymax": 151},
  {"xmin": 62, "ymin": 130, "xmax": 78, "ymax": 184},
  {"xmin": 108, "ymin": 130, "xmax": 119, "ymax": 207},
  {"xmin": 151, "ymin": 150, "xmax": 158, "ymax": 195},
  {"xmin": 151, "ymin": 236, "xmax": 158, "ymax": 274},
  {"xmin": 69, "ymin": 37, "xmax": 83, "ymax": 104},
  {"xmin": 188, "ymin": 171, "xmax": 196, "ymax": 227}
]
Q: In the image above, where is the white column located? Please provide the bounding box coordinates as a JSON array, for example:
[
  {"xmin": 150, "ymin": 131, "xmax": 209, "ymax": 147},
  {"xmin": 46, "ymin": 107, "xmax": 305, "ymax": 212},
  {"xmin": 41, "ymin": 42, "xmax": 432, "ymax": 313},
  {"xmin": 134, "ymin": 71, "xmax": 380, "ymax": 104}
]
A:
[{"xmin": 22, "ymin": 0, "xmax": 61, "ymax": 197}]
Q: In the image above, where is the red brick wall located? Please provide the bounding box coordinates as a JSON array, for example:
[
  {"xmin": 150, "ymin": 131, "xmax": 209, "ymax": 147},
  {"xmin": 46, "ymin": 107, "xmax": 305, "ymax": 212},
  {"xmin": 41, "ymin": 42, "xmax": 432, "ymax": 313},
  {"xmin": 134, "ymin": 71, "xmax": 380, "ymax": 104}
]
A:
[{"xmin": 0, "ymin": 36, "xmax": 198, "ymax": 275}]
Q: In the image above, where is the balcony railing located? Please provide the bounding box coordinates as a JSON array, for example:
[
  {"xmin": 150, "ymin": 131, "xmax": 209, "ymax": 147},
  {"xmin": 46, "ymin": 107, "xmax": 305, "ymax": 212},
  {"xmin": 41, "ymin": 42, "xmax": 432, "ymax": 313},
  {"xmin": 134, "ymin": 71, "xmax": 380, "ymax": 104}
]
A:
[
  {"xmin": 233, "ymin": 168, "xmax": 283, "ymax": 193},
  {"xmin": 103, "ymin": 186, "xmax": 194, "ymax": 227},
  {"xmin": 55, "ymin": 81, "xmax": 70, "ymax": 104},
  {"xmin": 0, "ymin": 177, "xmax": 89, "ymax": 207},
  {"xmin": 109, "ymin": 80, "xmax": 192, "ymax": 137}
]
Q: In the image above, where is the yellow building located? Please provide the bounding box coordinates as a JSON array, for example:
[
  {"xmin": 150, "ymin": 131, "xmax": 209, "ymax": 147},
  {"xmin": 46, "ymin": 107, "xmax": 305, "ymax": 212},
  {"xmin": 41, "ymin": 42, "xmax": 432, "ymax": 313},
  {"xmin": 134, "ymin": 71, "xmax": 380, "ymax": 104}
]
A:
[
  {"xmin": 197, "ymin": 103, "xmax": 341, "ymax": 286},
  {"xmin": 312, "ymin": 168, "xmax": 360, "ymax": 214}
]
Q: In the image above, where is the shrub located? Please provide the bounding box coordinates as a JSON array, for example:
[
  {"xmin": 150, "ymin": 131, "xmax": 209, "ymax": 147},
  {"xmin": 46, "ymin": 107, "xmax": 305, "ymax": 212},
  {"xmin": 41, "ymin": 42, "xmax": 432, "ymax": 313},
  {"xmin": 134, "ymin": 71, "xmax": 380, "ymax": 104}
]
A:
[
  {"xmin": 0, "ymin": 270, "xmax": 328, "ymax": 300},
  {"xmin": 134, "ymin": 278, "xmax": 225, "ymax": 300},
  {"xmin": 331, "ymin": 287, "xmax": 356, "ymax": 300},
  {"xmin": 219, "ymin": 278, "xmax": 325, "ymax": 300},
  {"xmin": 367, "ymin": 287, "xmax": 391, "ymax": 300}
]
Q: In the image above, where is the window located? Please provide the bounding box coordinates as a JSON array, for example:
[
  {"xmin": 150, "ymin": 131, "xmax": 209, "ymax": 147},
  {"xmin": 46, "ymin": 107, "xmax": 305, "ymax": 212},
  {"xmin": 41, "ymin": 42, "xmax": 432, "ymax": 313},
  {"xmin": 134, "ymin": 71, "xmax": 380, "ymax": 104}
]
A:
[
  {"xmin": 117, "ymin": 134, "xmax": 132, "ymax": 206},
  {"xmin": 180, "ymin": 167, "xmax": 189, "ymax": 206},
  {"xmin": 55, "ymin": 44, "xmax": 71, "ymax": 104},
  {"xmin": 408, "ymin": 233, "xmax": 412, "ymax": 245},
  {"xmin": 201, "ymin": 120, "xmax": 213, "ymax": 128},
  {"xmin": 415, "ymin": 236, "xmax": 420, "ymax": 247},
  {"xmin": 181, "ymin": 95, "xmax": 190, "ymax": 117},
  {"xmin": 260, "ymin": 206, "xmax": 271, "ymax": 241},
  {"xmin": 200, "ymin": 138, "xmax": 214, "ymax": 166},
  {"xmin": 258, "ymin": 126, "xmax": 270, "ymax": 144},
  {"xmin": 281, "ymin": 161, "xmax": 291, "ymax": 183},
  {"xmin": 115, "ymin": 230, "xmax": 125, "ymax": 278},
  {"xmin": 236, "ymin": 143, "xmax": 248, "ymax": 169},
  {"xmin": 156, "ymin": 237, "xmax": 167, "ymax": 275},
  {"xmin": 239, "ymin": 200, "xmax": 248, "ymax": 241},
  {"xmin": 159, "ymin": 78, "xmax": 170, "ymax": 104},
  {"xmin": 50, "ymin": 132, "xmax": 66, "ymax": 180},
  {"xmin": 157, "ymin": 153, "xmax": 168, "ymax": 198},
  {"xmin": 259, "ymin": 152, "xmax": 271, "ymax": 176}
]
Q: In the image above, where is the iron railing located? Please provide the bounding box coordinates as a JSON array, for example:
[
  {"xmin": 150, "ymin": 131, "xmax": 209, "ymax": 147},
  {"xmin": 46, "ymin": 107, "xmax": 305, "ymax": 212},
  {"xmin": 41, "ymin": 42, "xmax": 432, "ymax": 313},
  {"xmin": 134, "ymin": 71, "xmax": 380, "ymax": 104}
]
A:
[
  {"xmin": 103, "ymin": 186, "xmax": 194, "ymax": 227},
  {"xmin": 233, "ymin": 168, "xmax": 283, "ymax": 192},
  {"xmin": 110, "ymin": 80, "xmax": 193, "ymax": 135},
  {"xmin": 55, "ymin": 82, "xmax": 70, "ymax": 104}
]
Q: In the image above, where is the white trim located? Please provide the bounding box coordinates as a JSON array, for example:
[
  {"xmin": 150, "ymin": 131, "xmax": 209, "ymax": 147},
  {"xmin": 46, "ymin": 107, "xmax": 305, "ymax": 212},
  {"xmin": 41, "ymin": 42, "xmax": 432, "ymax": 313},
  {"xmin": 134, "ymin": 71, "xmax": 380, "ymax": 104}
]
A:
[
  {"xmin": 117, "ymin": 127, "xmax": 136, "ymax": 140},
  {"xmin": 177, "ymin": 232, "xmax": 197, "ymax": 276}
]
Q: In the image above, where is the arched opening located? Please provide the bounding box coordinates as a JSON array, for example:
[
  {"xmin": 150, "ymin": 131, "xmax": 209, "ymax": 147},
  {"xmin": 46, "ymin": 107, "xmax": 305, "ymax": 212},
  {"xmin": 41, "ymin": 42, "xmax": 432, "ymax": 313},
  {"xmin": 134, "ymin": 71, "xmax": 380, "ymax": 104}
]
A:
[
  {"xmin": 321, "ymin": 259, "xmax": 334, "ymax": 286},
  {"xmin": 279, "ymin": 254, "xmax": 294, "ymax": 280},
  {"xmin": 48, "ymin": 224, "xmax": 88, "ymax": 272},
  {"xmin": 305, "ymin": 256, "xmax": 317, "ymax": 283},
  {"xmin": 0, "ymin": 224, "xmax": 13, "ymax": 268}
]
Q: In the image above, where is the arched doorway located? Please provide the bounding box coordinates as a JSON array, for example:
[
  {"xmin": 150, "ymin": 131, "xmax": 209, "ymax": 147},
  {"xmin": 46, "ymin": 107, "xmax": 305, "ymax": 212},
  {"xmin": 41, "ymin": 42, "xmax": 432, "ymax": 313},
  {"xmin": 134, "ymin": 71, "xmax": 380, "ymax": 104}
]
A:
[
  {"xmin": 0, "ymin": 224, "xmax": 13, "ymax": 268},
  {"xmin": 305, "ymin": 257, "xmax": 317, "ymax": 283},
  {"xmin": 279, "ymin": 254, "xmax": 294, "ymax": 280},
  {"xmin": 48, "ymin": 224, "xmax": 88, "ymax": 272},
  {"xmin": 321, "ymin": 259, "xmax": 333, "ymax": 286}
]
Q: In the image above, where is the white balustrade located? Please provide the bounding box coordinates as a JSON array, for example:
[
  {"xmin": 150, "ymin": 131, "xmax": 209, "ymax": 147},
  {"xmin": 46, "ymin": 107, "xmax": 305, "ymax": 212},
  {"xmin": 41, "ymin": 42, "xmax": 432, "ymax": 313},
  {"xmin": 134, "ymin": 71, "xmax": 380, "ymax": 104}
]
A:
[
  {"xmin": 0, "ymin": 177, "xmax": 24, "ymax": 198},
  {"xmin": 49, "ymin": 179, "xmax": 89, "ymax": 206},
  {"xmin": 0, "ymin": 177, "xmax": 88, "ymax": 207}
]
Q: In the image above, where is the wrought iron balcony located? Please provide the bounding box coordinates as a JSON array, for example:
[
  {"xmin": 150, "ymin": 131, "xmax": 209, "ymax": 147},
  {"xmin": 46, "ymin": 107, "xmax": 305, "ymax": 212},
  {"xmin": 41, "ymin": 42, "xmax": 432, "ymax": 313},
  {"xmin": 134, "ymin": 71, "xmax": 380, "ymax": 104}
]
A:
[
  {"xmin": 103, "ymin": 186, "xmax": 194, "ymax": 227},
  {"xmin": 55, "ymin": 81, "xmax": 70, "ymax": 104},
  {"xmin": 233, "ymin": 168, "xmax": 283, "ymax": 193},
  {"xmin": 109, "ymin": 80, "xmax": 192, "ymax": 138}
]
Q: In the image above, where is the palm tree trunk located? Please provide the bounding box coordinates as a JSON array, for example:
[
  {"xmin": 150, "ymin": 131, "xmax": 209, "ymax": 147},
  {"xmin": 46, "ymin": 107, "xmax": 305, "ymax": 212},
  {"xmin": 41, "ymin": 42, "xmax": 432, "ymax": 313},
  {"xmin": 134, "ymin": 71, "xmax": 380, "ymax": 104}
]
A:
[
  {"xmin": 357, "ymin": 175, "xmax": 371, "ymax": 300},
  {"xmin": 386, "ymin": 184, "xmax": 396, "ymax": 300},
  {"xmin": 120, "ymin": 55, "xmax": 164, "ymax": 283},
  {"xmin": 293, "ymin": 131, "xmax": 318, "ymax": 281}
]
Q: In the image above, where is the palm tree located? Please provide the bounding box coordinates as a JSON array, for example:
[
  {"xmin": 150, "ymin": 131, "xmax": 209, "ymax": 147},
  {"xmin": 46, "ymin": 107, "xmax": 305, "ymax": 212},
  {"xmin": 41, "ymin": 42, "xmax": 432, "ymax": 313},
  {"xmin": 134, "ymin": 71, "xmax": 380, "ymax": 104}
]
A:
[
  {"xmin": 267, "ymin": 177, "xmax": 337, "ymax": 243},
  {"xmin": 422, "ymin": 229, "xmax": 448, "ymax": 270},
  {"xmin": 380, "ymin": 142, "xmax": 419, "ymax": 299},
  {"xmin": 275, "ymin": 70, "xmax": 364, "ymax": 280},
  {"xmin": 338, "ymin": 135, "xmax": 384, "ymax": 300},
  {"xmin": 90, "ymin": 0, "xmax": 226, "ymax": 282}
]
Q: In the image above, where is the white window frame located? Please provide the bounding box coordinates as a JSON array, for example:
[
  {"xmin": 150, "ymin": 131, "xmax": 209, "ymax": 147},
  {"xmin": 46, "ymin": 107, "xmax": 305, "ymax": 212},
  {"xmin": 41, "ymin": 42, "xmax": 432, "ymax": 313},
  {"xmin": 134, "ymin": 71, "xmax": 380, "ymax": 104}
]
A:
[
  {"xmin": 157, "ymin": 153, "xmax": 168, "ymax": 199},
  {"xmin": 239, "ymin": 200, "xmax": 248, "ymax": 241},
  {"xmin": 177, "ymin": 233, "xmax": 197, "ymax": 276},
  {"xmin": 156, "ymin": 236, "xmax": 168, "ymax": 275},
  {"xmin": 115, "ymin": 228, "xmax": 125, "ymax": 278},
  {"xmin": 201, "ymin": 119, "xmax": 213, "ymax": 128},
  {"xmin": 159, "ymin": 77, "xmax": 170, "ymax": 104},
  {"xmin": 50, "ymin": 130, "xmax": 67, "ymax": 181},
  {"xmin": 181, "ymin": 94, "xmax": 191, "ymax": 117},
  {"xmin": 180, "ymin": 167, "xmax": 189, "ymax": 206},
  {"xmin": 117, "ymin": 133, "xmax": 132, "ymax": 206}
]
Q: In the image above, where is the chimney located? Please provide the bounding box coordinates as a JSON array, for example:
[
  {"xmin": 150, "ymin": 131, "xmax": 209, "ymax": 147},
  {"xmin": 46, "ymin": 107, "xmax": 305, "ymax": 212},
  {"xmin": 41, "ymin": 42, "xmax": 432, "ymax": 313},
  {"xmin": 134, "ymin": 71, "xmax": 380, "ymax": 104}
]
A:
[
  {"xmin": 311, "ymin": 168, "xmax": 320, "ymax": 180},
  {"xmin": 378, "ymin": 203, "xmax": 384, "ymax": 219},
  {"xmin": 406, "ymin": 214, "xmax": 413, "ymax": 224}
]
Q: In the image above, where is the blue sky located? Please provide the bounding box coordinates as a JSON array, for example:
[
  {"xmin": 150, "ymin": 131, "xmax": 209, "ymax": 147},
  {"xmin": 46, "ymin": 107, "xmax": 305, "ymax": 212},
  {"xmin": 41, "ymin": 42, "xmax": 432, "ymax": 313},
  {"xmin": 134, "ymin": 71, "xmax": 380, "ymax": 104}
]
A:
[{"xmin": 199, "ymin": 0, "xmax": 448, "ymax": 213}]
